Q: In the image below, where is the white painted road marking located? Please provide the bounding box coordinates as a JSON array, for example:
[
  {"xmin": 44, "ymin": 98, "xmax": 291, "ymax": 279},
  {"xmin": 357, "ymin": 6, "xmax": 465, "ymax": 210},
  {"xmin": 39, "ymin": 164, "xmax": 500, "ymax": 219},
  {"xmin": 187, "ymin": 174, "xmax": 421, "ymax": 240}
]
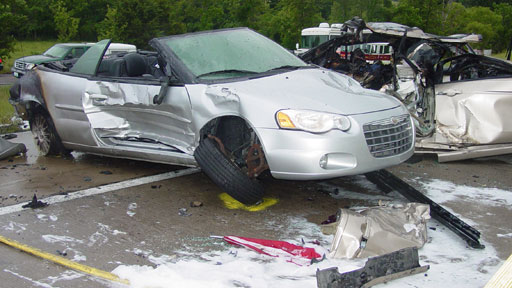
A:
[{"xmin": 0, "ymin": 167, "xmax": 201, "ymax": 216}]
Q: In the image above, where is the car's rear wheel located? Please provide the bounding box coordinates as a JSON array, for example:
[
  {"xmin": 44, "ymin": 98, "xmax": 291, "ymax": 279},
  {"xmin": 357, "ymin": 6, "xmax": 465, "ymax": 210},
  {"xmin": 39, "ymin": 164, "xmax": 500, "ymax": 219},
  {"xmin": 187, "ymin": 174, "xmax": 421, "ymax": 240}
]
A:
[
  {"xmin": 30, "ymin": 112, "xmax": 67, "ymax": 156},
  {"xmin": 194, "ymin": 136, "xmax": 265, "ymax": 205}
]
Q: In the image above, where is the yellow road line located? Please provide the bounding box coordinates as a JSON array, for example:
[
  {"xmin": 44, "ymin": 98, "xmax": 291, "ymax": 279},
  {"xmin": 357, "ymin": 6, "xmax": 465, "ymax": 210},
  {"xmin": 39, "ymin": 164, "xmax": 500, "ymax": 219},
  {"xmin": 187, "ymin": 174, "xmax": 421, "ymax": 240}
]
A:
[
  {"xmin": 0, "ymin": 234, "xmax": 129, "ymax": 285},
  {"xmin": 485, "ymin": 253, "xmax": 512, "ymax": 288}
]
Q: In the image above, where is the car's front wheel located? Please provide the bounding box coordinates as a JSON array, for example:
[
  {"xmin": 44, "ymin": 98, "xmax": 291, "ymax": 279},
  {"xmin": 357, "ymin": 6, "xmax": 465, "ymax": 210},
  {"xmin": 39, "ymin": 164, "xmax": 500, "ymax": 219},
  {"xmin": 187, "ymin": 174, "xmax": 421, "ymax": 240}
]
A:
[
  {"xmin": 30, "ymin": 112, "xmax": 67, "ymax": 156},
  {"xmin": 194, "ymin": 136, "xmax": 265, "ymax": 205}
]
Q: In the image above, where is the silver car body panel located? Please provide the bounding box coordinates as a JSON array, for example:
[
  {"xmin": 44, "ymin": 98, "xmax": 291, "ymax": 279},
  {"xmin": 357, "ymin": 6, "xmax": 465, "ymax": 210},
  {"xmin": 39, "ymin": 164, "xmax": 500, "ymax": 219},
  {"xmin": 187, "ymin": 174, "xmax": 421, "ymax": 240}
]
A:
[
  {"xmin": 435, "ymin": 78, "xmax": 512, "ymax": 145},
  {"xmin": 414, "ymin": 77, "xmax": 512, "ymax": 162}
]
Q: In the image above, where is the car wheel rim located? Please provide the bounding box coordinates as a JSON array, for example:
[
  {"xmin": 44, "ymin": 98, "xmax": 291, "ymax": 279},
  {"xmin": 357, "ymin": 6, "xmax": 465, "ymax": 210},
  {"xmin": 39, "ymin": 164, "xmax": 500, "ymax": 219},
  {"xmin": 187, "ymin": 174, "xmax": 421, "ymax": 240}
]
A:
[{"xmin": 32, "ymin": 116, "xmax": 51, "ymax": 155}]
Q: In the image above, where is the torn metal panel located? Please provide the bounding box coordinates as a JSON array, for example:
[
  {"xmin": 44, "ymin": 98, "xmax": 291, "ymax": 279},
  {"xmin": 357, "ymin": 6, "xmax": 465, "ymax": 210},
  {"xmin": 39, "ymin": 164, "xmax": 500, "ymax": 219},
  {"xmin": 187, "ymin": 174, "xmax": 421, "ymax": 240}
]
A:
[
  {"xmin": 365, "ymin": 169, "xmax": 485, "ymax": 248},
  {"xmin": 8, "ymin": 70, "xmax": 45, "ymax": 121},
  {"xmin": 416, "ymin": 140, "xmax": 512, "ymax": 163},
  {"xmin": 436, "ymin": 78, "xmax": 512, "ymax": 145},
  {"xmin": 83, "ymin": 80, "xmax": 195, "ymax": 154},
  {"xmin": 323, "ymin": 203, "xmax": 430, "ymax": 259},
  {"xmin": 367, "ymin": 22, "xmax": 432, "ymax": 40},
  {"xmin": 0, "ymin": 138, "xmax": 26, "ymax": 160},
  {"xmin": 316, "ymin": 247, "xmax": 429, "ymax": 288},
  {"xmin": 204, "ymin": 86, "xmax": 241, "ymax": 108}
]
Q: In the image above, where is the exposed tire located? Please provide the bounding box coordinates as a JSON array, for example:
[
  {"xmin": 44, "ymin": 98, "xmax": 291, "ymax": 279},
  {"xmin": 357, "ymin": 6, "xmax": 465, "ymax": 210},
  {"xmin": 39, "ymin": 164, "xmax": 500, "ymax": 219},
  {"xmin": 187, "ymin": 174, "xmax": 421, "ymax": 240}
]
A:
[
  {"xmin": 194, "ymin": 137, "xmax": 264, "ymax": 205},
  {"xmin": 30, "ymin": 112, "xmax": 67, "ymax": 156}
]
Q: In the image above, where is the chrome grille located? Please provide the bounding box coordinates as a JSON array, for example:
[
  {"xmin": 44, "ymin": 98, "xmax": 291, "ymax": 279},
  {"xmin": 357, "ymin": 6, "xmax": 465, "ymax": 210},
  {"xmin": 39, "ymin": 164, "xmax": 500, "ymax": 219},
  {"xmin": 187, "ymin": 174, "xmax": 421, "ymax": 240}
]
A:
[
  {"xmin": 363, "ymin": 114, "xmax": 413, "ymax": 158},
  {"xmin": 14, "ymin": 61, "xmax": 26, "ymax": 70}
]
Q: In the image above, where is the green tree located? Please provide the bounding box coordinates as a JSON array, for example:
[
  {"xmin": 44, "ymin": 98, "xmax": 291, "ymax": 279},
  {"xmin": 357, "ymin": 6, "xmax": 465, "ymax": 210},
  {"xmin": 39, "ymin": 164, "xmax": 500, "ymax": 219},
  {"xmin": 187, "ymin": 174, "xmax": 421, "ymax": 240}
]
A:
[
  {"xmin": 463, "ymin": 6, "xmax": 502, "ymax": 50},
  {"xmin": 493, "ymin": 3, "xmax": 512, "ymax": 51},
  {"xmin": 390, "ymin": 2, "xmax": 422, "ymax": 28},
  {"xmin": 440, "ymin": 2, "xmax": 467, "ymax": 35},
  {"xmin": 96, "ymin": 6, "xmax": 126, "ymax": 41},
  {"xmin": 395, "ymin": 0, "xmax": 443, "ymax": 34},
  {"xmin": 0, "ymin": 0, "xmax": 26, "ymax": 58},
  {"xmin": 68, "ymin": 0, "xmax": 109, "ymax": 41},
  {"xmin": 51, "ymin": 0, "xmax": 80, "ymax": 41}
]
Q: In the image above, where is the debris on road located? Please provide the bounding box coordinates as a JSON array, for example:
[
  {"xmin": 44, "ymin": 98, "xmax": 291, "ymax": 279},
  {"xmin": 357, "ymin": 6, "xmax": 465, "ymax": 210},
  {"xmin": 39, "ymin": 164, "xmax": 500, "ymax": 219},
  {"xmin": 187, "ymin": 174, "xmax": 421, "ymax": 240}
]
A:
[
  {"xmin": 214, "ymin": 235, "xmax": 323, "ymax": 266},
  {"xmin": 0, "ymin": 137, "xmax": 26, "ymax": 160},
  {"xmin": 178, "ymin": 208, "xmax": 191, "ymax": 216},
  {"xmin": 21, "ymin": 194, "xmax": 48, "ymax": 209},
  {"xmin": 322, "ymin": 203, "xmax": 430, "ymax": 258},
  {"xmin": 190, "ymin": 201, "xmax": 203, "ymax": 208},
  {"xmin": 365, "ymin": 169, "xmax": 485, "ymax": 249},
  {"xmin": 219, "ymin": 193, "xmax": 278, "ymax": 212},
  {"xmin": 99, "ymin": 170, "xmax": 113, "ymax": 175},
  {"xmin": 0, "ymin": 234, "xmax": 129, "ymax": 285},
  {"xmin": 1, "ymin": 134, "xmax": 17, "ymax": 140},
  {"xmin": 316, "ymin": 247, "xmax": 429, "ymax": 288}
]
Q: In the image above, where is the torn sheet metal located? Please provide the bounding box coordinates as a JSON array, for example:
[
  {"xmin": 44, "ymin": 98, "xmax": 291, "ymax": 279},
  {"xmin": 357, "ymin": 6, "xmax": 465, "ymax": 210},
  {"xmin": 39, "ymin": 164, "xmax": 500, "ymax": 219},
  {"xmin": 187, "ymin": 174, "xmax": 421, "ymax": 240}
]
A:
[
  {"xmin": 0, "ymin": 138, "xmax": 27, "ymax": 160},
  {"xmin": 316, "ymin": 247, "xmax": 429, "ymax": 288},
  {"xmin": 436, "ymin": 78, "xmax": 512, "ymax": 145},
  {"xmin": 416, "ymin": 141, "xmax": 512, "ymax": 163},
  {"xmin": 365, "ymin": 169, "xmax": 485, "ymax": 248},
  {"xmin": 9, "ymin": 71, "xmax": 45, "ymax": 121},
  {"xmin": 323, "ymin": 203, "xmax": 430, "ymax": 259},
  {"xmin": 83, "ymin": 81, "xmax": 195, "ymax": 154}
]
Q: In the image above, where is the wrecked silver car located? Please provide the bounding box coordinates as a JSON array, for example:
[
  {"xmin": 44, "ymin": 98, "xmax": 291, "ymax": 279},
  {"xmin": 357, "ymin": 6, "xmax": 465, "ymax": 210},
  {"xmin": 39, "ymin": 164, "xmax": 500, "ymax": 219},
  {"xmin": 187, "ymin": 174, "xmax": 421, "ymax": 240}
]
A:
[
  {"xmin": 9, "ymin": 28, "xmax": 414, "ymax": 204},
  {"xmin": 301, "ymin": 18, "xmax": 512, "ymax": 162}
]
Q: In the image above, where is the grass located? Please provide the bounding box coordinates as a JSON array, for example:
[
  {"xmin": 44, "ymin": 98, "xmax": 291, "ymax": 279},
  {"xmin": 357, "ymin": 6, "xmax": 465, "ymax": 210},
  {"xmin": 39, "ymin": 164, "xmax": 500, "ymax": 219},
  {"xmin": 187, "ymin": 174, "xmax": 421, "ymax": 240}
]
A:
[
  {"xmin": 0, "ymin": 86, "xmax": 14, "ymax": 123},
  {"xmin": 1, "ymin": 40, "xmax": 59, "ymax": 74},
  {"xmin": 491, "ymin": 51, "xmax": 509, "ymax": 60},
  {"xmin": 0, "ymin": 85, "xmax": 19, "ymax": 133}
]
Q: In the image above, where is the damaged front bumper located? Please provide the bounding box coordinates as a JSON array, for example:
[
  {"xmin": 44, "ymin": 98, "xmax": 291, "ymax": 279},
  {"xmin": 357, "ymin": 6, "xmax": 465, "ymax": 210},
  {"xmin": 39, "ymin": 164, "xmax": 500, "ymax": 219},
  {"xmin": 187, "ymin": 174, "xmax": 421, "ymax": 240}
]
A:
[{"xmin": 259, "ymin": 107, "xmax": 415, "ymax": 180}]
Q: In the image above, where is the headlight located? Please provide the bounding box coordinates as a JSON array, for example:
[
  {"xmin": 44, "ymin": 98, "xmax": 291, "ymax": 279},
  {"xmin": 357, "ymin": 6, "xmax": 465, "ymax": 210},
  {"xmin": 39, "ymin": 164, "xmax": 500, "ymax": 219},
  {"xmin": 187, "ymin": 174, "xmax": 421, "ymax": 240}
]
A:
[
  {"xmin": 276, "ymin": 109, "xmax": 351, "ymax": 133},
  {"xmin": 25, "ymin": 63, "xmax": 35, "ymax": 70}
]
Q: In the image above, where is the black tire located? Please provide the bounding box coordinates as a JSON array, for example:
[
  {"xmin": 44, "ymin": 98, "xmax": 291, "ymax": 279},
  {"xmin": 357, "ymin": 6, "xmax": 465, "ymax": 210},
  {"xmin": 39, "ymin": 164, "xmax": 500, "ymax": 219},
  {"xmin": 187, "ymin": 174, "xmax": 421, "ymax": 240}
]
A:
[
  {"xmin": 194, "ymin": 137, "xmax": 264, "ymax": 205},
  {"xmin": 30, "ymin": 112, "xmax": 67, "ymax": 156}
]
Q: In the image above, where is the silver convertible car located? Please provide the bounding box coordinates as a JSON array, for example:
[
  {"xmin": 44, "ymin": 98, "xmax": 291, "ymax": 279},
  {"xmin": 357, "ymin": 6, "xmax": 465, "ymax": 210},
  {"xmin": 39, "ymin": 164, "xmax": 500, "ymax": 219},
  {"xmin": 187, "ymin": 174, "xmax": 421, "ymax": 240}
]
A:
[{"xmin": 9, "ymin": 28, "xmax": 414, "ymax": 204}]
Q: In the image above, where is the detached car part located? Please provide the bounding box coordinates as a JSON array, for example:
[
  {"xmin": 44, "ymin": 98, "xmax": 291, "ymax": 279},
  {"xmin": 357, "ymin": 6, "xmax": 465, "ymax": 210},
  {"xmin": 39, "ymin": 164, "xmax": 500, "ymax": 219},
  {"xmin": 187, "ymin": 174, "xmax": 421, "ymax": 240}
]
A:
[
  {"xmin": 0, "ymin": 138, "xmax": 26, "ymax": 160},
  {"xmin": 365, "ymin": 169, "xmax": 485, "ymax": 249},
  {"xmin": 323, "ymin": 203, "xmax": 430, "ymax": 259},
  {"xmin": 316, "ymin": 247, "xmax": 429, "ymax": 288}
]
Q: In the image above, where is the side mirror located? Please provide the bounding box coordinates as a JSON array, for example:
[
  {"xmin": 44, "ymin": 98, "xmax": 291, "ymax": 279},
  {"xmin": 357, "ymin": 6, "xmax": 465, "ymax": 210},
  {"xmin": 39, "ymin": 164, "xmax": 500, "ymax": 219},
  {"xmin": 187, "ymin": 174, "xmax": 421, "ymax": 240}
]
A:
[{"xmin": 296, "ymin": 43, "xmax": 299, "ymax": 50}]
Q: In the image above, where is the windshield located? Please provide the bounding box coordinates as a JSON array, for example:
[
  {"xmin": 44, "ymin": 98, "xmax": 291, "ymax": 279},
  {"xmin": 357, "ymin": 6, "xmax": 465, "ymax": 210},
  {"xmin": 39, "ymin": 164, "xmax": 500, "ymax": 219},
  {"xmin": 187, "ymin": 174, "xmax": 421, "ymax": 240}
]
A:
[
  {"xmin": 301, "ymin": 35, "xmax": 329, "ymax": 49},
  {"xmin": 163, "ymin": 29, "xmax": 307, "ymax": 80},
  {"xmin": 43, "ymin": 45, "xmax": 70, "ymax": 58}
]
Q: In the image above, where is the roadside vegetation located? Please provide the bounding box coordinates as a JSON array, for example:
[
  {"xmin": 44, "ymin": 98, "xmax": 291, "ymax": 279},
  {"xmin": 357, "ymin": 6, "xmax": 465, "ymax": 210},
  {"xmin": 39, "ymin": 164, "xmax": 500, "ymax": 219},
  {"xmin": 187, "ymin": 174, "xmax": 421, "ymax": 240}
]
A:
[
  {"xmin": 1, "ymin": 0, "xmax": 512, "ymax": 62},
  {"xmin": 0, "ymin": 85, "xmax": 18, "ymax": 133}
]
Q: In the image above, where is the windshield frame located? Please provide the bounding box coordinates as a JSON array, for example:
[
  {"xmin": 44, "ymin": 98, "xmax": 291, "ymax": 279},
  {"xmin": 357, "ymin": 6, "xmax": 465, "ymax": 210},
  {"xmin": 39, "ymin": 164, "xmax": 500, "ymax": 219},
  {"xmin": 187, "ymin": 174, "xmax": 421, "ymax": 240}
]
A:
[{"xmin": 153, "ymin": 27, "xmax": 312, "ymax": 84}]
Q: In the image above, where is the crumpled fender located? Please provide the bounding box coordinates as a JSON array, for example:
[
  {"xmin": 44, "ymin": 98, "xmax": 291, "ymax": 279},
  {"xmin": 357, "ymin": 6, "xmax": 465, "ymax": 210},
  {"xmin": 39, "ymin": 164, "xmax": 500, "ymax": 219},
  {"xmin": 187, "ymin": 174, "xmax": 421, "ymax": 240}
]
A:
[{"xmin": 9, "ymin": 70, "xmax": 46, "ymax": 120}]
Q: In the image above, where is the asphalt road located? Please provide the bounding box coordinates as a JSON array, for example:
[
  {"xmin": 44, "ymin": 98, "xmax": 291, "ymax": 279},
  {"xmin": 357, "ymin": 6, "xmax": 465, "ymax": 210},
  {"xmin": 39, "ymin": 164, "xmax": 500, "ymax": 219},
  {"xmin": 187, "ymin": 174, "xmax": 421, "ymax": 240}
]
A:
[
  {"xmin": 0, "ymin": 132, "xmax": 511, "ymax": 287},
  {"xmin": 0, "ymin": 74, "xmax": 16, "ymax": 86}
]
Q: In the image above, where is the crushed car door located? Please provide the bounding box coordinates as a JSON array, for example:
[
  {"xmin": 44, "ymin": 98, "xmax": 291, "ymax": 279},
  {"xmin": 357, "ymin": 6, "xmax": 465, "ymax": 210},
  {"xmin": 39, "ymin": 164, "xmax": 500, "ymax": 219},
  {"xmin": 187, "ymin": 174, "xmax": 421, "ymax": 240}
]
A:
[{"xmin": 82, "ymin": 51, "xmax": 194, "ymax": 155}]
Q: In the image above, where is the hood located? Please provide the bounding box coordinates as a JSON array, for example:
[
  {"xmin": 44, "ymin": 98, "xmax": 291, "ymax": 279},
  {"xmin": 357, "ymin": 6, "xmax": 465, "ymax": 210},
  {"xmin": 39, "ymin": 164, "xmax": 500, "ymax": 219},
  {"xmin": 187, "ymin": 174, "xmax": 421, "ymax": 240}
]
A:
[
  {"xmin": 16, "ymin": 55, "xmax": 58, "ymax": 64},
  {"xmin": 220, "ymin": 68, "xmax": 401, "ymax": 115}
]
